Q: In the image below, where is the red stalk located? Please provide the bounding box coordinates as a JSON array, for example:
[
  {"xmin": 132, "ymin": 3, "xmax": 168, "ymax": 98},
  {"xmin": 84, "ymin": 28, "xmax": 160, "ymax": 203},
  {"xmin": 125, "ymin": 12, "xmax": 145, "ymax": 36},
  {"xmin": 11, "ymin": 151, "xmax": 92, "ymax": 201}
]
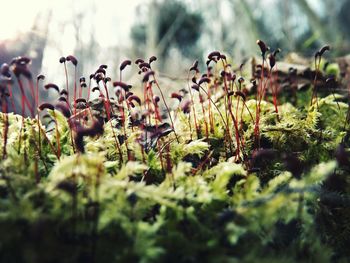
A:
[
  {"xmin": 7, "ymin": 83, "xmax": 17, "ymax": 113},
  {"xmin": 152, "ymin": 77, "xmax": 179, "ymax": 143},
  {"xmin": 187, "ymin": 71, "xmax": 199, "ymax": 139},
  {"xmin": 198, "ymin": 91, "xmax": 209, "ymax": 139},
  {"xmin": 1, "ymin": 96, "xmax": 8, "ymax": 159},
  {"xmin": 74, "ymin": 66, "xmax": 77, "ymax": 115}
]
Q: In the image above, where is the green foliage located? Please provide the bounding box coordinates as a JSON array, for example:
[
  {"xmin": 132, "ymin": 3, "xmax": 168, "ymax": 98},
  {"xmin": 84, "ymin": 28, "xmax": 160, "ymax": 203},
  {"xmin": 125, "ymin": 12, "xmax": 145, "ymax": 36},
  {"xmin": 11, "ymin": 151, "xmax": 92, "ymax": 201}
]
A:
[
  {"xmin": 1, "ymin": 55, "xmax": 350, "ymax": 263},
  {"xmin": 130, "ymin": 0, "xmax": 203, "ymax": 58}
]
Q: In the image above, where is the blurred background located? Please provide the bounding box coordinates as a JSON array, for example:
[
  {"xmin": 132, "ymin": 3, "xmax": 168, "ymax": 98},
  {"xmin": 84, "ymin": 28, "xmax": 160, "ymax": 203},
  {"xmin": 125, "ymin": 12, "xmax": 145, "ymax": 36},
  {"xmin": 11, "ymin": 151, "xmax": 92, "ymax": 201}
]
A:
[{"xmin": 1, "ymin": 0, "xmax": 350, "ymax": 99}]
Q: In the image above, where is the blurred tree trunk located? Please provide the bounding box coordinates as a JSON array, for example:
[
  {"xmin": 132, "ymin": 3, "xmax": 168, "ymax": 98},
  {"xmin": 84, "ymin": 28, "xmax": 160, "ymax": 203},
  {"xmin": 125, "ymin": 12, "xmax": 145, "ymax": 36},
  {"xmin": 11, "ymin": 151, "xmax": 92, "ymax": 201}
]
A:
[
  {"xmin": 237, "ymin": 0, "xmax": 259, "ymax": 40},
  {"xmin": 146, "ymin": 0, "xmax": 158, "ymax": 59},
  {"xmin": 294, "ymin": 0, "xmax": 332, "ymax": 43},
  {"xmin": 280, "ymin": 1, "xmax": 296, "ymax": 51},
  {"xmin": 324, "ymin": 0, "xmax": 348, "ymax": 52},
  {"xmin": 14, "ymin": 12, "xmax": 51, "ymax": 113},
  {"xmin": 156, "ymin": 12, "xmax": 186, "ymax": 57},
  {"xmin": 230, "ymin": 0, "xmax": 261, "ymax": 54}
]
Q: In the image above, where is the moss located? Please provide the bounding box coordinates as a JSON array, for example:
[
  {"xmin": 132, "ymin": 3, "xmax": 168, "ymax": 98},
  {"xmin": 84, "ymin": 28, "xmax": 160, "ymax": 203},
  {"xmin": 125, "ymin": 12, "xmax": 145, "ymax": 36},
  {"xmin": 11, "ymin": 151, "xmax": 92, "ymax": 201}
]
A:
[{"xmin": 0, "ymin": 48, "xmax": 350, "ymax": 262}]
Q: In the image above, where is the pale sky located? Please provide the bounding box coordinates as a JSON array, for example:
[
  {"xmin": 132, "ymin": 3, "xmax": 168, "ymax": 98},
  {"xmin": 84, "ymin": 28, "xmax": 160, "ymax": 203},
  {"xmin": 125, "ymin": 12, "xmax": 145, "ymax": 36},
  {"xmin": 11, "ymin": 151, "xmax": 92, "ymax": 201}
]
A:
[
  {"xmin": 0, "ymin": 0, "xmax": 144, "ymax": 43},
  {"xmin": 0, "ymin": 0, "xmax": 146, "ymax": 85}
]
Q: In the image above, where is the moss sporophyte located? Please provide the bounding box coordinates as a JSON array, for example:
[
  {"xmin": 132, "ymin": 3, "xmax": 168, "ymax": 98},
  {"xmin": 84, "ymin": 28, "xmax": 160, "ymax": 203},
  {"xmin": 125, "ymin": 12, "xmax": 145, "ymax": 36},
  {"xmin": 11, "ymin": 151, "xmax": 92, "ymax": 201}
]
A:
[{"xmin": 0, "ymin": 42, "xmax": 350, "ymax": 262}]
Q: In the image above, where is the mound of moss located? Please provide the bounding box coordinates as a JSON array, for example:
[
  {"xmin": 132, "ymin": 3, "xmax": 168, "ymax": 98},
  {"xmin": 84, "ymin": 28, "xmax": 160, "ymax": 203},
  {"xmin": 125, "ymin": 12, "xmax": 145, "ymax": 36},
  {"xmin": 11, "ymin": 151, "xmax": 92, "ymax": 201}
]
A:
[{"xmin": 0, "ymin": 45, "xmax": 350, "ymax": 262}]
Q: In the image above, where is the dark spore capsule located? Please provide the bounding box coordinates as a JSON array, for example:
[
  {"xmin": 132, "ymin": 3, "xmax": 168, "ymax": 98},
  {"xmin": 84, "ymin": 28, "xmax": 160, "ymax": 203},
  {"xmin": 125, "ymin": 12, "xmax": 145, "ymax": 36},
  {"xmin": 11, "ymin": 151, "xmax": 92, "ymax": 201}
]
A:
[
  {"xmin": 39, "ymin": 103, "xmax": 55, "ymax": 111},
  {"xmin": 208, "ymin": 51, "xmax": 221, "ymax": 60},
  {"xmin": 171, "ymin": 92, "xmax": 183, "ymax": 101},
  {"xmin": 135, "ymin": 58, "xmax": 144, "ymax": 65},
  {"xmin": 44, "ymin": 83, "xmax": 60, "ymax": 93},
  {"xmin": 55, "ymin": 102, "xmax": 71, "ymax": 118},
  {"xmin": 149, "ymin": 56, "xmax": 157, "ymax": 64},
  {"xmin": 37, "ymin": 74, "xmax": 45, "ymax": 81},
  {"xmin": 189, "ymin": 60, "xmax": 199, "ymax": 72},
  {"xmin": 66, "ymin": 55, "xmax": 78, "ymax": 66},
  {"xmin": 256, "ymin": 40, "xmax": 269, "ymax": 56},
  {"xmin": 198, "ymin": 77, "xmax": 210, "ymax": 85},
  {"xmin": 120, "ymin": 59, "xmax": 132, "ymax": 71},
  {"xmin": 142, "ymin": 71, "xmax": 155, "ymax": 83}
]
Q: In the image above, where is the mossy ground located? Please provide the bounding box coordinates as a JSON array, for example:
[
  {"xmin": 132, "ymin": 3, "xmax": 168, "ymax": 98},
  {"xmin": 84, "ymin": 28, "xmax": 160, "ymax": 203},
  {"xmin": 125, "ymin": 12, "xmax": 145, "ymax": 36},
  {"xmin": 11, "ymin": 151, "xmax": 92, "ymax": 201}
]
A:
[{"xmin": 0, "ymin": 50, "xmax": 350, "ymax": 262}]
